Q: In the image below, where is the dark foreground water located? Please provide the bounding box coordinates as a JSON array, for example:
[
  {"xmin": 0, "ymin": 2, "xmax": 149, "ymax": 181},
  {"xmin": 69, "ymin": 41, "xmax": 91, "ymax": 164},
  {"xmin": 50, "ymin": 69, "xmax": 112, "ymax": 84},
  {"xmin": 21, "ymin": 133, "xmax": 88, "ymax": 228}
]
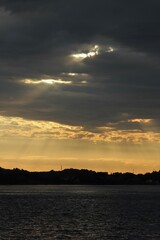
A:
[{"xmin": 0, "ymin": 185, "xmax": 160, "ymax": 239}]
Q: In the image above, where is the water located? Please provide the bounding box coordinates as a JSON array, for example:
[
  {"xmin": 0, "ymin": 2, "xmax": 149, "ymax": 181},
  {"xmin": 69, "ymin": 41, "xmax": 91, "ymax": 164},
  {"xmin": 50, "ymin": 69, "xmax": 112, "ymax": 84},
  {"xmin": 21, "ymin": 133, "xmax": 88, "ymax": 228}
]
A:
[{"xmin": 0, "ymin": 185, "xmax": 160, "ymax": 239}]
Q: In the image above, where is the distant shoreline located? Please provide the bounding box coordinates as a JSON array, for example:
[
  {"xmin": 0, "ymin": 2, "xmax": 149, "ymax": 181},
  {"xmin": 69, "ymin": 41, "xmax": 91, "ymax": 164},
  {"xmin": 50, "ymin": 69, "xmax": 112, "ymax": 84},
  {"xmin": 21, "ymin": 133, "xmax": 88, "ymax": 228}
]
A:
[{"xmin": 0, "ymin": 167, "xmax": 160, "ymax": 185}]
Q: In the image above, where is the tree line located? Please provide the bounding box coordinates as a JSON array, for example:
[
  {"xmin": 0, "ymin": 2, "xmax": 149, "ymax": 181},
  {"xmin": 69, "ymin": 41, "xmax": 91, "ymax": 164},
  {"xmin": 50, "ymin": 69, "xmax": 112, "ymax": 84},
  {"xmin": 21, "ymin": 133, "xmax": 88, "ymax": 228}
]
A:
[{"xmin": 0, "ymin": 167, "xmax": 160, "ymax": 185}]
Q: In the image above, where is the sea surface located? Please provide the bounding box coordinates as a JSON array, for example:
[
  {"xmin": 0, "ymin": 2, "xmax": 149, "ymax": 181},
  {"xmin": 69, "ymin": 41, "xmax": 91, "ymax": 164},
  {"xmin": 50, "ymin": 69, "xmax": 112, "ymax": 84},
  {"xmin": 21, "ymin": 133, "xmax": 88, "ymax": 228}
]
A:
[{"xmin": 0, "ymin": 185, "xmax": 160, "ymax": 239}]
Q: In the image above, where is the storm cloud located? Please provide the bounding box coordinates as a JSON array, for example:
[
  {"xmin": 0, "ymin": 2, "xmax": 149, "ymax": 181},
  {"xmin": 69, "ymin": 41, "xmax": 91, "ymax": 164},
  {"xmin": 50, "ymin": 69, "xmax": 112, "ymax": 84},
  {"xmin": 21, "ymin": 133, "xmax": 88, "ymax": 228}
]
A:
[{"xmin": 0, "ymin": 0, "xmax": 160, "ymax": 131}]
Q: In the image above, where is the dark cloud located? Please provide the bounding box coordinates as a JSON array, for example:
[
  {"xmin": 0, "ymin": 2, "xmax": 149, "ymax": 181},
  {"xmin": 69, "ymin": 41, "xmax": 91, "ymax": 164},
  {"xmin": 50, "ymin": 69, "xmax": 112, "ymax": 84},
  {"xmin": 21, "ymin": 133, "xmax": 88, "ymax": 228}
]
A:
[{"xmin": 0, "ymin": 0, "xmax": 160, "ymax": 131}]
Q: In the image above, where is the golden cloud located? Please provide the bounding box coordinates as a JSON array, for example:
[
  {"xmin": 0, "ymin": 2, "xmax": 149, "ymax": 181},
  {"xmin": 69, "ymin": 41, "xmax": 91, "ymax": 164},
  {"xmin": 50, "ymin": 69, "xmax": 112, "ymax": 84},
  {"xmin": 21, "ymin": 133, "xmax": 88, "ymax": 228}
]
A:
[{"xmin": 0, "ymin": 115, "xmax": 160, "ymax": 144}]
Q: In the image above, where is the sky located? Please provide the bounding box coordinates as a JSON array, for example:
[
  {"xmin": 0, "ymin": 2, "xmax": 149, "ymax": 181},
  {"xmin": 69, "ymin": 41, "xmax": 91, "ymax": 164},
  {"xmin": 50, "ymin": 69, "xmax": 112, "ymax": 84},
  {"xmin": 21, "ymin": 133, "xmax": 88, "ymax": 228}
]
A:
[{"xmin": 0, "ymin": 0, "xmax": 160, "ymax": 173}]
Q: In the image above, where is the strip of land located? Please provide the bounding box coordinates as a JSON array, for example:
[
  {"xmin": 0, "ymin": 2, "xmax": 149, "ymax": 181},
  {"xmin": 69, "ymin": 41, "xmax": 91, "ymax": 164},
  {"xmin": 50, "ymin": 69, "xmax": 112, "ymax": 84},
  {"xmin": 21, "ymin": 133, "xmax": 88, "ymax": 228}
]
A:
[{"xmin": 0, "ymin": 167, "xmax": 160, "ymax": 185}]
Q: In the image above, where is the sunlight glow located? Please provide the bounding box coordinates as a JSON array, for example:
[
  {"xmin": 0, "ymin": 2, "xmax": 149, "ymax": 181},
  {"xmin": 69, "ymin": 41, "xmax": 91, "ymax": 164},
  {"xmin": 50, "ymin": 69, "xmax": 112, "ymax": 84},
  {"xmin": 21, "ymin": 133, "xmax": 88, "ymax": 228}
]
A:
[
  {"xmin": 62, "ymin": 72, "xmax": 89, "ymax": 77},
  {"xmin": 0, "ymin": 115, "xmax": 160, "ymax": 173},
  {"xmin": 72, "ymin": 45, "xmax": 99, "ymax": 60},
  {"xmin": 107, "ymin": 46, "xmax": 114, "ymax": 53},
  {"xmin": 67, "ymin": 73, "xmax": 79, "ymax": 76},
  {"xmin": 22, "ymin": 78, "xmax": 72, "ymax": 85},
  {"xmin": 81, "ymin": 80, "xmax": 87, "ymax": 84},
  {"xmin": 71, "ymin": 44, "xmax": 115, "ymax": 60},
  {"xmin": 128, "ymin": 119, "xmax": 152, "ymax": 123}
]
